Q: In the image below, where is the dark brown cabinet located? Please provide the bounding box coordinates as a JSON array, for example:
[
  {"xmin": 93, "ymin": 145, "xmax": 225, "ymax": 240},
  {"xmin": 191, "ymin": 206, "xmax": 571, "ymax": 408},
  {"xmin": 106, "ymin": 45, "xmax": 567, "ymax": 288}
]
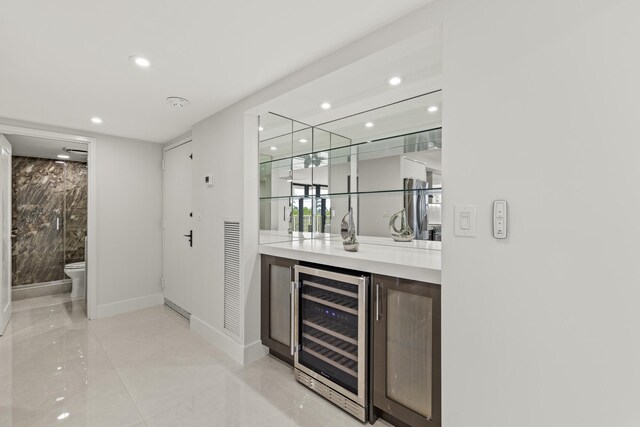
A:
[
  {"xmin": 371, "ymin": 274, "xmax": 441, "ymax": 427},
  {"xmin": 261, "ymin": 255, "xmax": 297, "ymax": 365}
]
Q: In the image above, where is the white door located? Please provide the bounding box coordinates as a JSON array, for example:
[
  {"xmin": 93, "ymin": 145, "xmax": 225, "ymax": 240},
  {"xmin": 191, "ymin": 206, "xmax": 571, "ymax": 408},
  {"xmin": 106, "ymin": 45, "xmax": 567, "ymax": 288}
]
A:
[
  {"xmin": 163, "ymin": 141, "xmax": 193, "ymax": 314},
  {"xmin": 0, "ymin": 135, "xmax": 12, "ymax": 335}
]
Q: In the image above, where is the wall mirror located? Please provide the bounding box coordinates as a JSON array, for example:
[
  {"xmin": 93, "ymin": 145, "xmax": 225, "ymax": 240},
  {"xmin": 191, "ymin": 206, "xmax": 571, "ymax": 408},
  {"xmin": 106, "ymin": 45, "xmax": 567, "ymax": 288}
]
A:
[{"xmin": 259, "ymin": 90, "xmax": 442, "ymax": 250}]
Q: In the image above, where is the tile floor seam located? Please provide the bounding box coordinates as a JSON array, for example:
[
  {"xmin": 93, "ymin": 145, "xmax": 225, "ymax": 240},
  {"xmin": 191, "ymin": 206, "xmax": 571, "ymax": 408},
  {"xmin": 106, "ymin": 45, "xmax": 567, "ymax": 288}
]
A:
[
  {"xmin": 88, "ymin": 315, "xmax": 151, "ymax": 426},
  {"xmin": 147, "ymin": 373, "xmax": 303, "ymax": 427}
]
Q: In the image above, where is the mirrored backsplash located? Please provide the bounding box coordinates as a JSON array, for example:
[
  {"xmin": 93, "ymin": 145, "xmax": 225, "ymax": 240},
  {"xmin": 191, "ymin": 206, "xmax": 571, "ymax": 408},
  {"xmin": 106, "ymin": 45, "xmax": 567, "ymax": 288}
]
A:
[
  {"xmin": 12, "ymin": 157, "xmax": 87, "ymax": 287},
  {"xmin": 259, "ymin": 91, "xmax": 442, "ymax": 250}
]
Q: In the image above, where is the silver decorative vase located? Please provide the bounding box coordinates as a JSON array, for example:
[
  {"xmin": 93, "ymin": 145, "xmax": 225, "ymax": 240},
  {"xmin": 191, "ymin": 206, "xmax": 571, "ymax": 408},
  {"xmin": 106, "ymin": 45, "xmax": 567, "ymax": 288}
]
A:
[
  {"xmin": 340, "ymin": 207, "xmax": 359, "ymax": 252},
  {"xmin": 389, "ymin": 208, "xmax": 414, "ymax": 242}
]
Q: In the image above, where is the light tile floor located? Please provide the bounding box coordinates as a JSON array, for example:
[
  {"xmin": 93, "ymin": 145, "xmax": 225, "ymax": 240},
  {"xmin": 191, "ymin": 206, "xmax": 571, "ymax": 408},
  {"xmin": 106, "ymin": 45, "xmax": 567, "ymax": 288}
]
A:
[{"xmin": 0, "ymin": 299, "xmax": 392, "ymax": 427}]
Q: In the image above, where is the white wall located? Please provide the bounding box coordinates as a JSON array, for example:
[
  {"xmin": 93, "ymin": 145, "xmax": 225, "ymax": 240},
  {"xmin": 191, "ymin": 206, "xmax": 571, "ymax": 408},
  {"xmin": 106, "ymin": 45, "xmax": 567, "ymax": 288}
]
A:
[
  {"xmin": 442, "ymin": 1, "xmax": 640, "ymax": 426},
  {"xmin": 94, "ymin": 134, "xmax": 163, "ymax": 316},
  {"xmin": 184, "ymin": 4, "xmax": 444, "ymax": 364},
  {"xmin": 0, "ymin": 117, "xmax": 163, "ymax": 318}
]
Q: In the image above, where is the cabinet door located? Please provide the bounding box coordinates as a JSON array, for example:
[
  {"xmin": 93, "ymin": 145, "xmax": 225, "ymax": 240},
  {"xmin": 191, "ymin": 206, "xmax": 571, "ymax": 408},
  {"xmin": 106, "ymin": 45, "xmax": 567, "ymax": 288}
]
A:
[
  {"xmin": 261, "ymin": 255, "xmax": 297, "ymax": 364},
  {"xmin": 372, "ymin": 274, "xmax": 441, "ymax": 427}
]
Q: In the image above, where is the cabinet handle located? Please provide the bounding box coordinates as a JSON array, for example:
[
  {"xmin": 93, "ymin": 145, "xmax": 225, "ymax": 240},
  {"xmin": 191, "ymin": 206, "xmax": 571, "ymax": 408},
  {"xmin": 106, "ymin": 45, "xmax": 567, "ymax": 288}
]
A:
[
  {"xmin": 376, "ymin": 283, "xmax": 380, "ymax": 321},
  {"xmin": 290, "ymin": 280, "xmax": 296, "ymax": 355}
]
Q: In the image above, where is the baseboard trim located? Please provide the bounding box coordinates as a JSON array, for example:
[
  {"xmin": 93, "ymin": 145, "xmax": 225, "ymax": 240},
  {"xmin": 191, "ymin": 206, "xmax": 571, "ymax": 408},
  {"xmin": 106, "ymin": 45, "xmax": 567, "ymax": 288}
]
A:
[
  {"xmin": 190, "ymin": 315, "xmax": 243, "ymax": 364},
  {"xmin": 190, "ymin": 315, "xmax": 267, "ymax": 365},
  {"xmin": 244, "ymin": 340, "xmax": 269, "ymax": 365},
  {"xmin": 95, "ymin": 293, "xmax": 164, "ymax": 319}
]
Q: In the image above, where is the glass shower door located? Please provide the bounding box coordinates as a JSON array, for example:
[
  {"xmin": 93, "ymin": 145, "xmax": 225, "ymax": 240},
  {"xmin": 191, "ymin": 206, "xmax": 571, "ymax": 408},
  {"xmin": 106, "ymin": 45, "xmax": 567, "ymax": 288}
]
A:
[{"xmin": 11, "ymin": 158, "xmax": 65, "ymax": 286}]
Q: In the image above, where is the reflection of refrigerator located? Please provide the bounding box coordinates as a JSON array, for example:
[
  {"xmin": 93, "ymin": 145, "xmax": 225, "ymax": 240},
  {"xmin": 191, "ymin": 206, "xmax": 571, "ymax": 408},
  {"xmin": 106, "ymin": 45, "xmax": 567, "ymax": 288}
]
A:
[{"xmin": 404, "ymin": 178, "xmax": 429, "ymax": 240}]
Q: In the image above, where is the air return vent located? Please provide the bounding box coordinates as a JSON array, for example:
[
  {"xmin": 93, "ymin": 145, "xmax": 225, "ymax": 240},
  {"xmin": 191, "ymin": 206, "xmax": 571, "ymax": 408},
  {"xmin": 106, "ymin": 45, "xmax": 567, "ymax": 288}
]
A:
[{"xmin": 223, "ymin": 221, "xmax": 241, "ymax": 336}]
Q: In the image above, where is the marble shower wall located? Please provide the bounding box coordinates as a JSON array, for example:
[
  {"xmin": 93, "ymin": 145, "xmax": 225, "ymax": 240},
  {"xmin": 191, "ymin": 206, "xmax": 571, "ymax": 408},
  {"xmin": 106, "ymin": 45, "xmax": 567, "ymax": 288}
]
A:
[{"xmin": 12, "ymin": 157, "xmax": 88, "ymax": 287}]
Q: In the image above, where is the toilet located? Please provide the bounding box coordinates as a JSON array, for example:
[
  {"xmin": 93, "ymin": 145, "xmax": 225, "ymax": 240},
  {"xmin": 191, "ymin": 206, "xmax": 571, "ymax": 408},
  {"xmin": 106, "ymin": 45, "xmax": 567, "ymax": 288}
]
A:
[{"xmin": 64, "ymin": 262, "xmax": 86, "ymax": 298}]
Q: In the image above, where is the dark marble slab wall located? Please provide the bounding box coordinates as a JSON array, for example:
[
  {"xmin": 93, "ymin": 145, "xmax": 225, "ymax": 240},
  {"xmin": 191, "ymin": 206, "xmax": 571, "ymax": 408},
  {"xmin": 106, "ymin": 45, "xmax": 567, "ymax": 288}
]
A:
[{"xmin": 11, "ymin": 157, "xmax": 88, "ymax": 287}]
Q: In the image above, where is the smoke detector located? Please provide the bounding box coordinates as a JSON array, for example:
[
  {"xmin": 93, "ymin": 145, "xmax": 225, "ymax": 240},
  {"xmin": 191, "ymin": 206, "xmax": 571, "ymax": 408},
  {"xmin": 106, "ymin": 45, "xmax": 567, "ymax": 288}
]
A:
[{"xmin": 167, "ymin": 97, "xmax": 190, "ymax": 109}]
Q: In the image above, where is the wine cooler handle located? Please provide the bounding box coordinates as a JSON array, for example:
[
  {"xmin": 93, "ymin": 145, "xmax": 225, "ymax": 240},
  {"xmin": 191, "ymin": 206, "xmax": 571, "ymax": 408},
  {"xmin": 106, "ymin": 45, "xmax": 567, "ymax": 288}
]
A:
[
  {"xmin": 376, "ymin": 283, "xmax": 380, "ymax": 322},
  {"xmin": 290, "ymin": 280, "xmax": 296, "ymax": 355}
]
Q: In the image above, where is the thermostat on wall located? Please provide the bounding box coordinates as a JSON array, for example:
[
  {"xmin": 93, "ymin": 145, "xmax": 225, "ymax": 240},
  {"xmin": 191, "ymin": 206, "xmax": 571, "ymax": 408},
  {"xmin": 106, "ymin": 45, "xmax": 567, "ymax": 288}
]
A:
[{"xmin": 204, "ymin": 174, "xmax": 214, "ymax": 187}]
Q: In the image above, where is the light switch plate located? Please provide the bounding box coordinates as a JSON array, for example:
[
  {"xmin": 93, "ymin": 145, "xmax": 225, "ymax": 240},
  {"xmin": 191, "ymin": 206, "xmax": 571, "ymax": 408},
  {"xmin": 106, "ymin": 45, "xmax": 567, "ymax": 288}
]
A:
[{"xmin": 455, "ymin": 205, "xmax": 477, "ymax": 237}]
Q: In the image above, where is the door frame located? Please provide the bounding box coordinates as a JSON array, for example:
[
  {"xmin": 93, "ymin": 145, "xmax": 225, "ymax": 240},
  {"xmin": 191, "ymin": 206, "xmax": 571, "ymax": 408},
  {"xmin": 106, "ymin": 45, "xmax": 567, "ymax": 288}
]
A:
[
  {"xmin": 0, "ymin": 135, "xmax": 12, "ymax": 334},
  {"xmin": 161, "ymin": 136, "xmax": 192, "ymax": 309},
  {"xmin": 0, "ymin": 124, "xmax": 98, "ymax": 319}
]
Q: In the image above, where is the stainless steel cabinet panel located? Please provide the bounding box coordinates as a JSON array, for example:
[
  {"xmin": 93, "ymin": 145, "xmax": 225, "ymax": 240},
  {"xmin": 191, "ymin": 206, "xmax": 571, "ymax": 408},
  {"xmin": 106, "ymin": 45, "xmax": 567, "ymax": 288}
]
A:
[
  {"xmin": 372, "ymin": 274, "xmax": 441, "ymax": 427},
  {"xmin": 261, "ymin": 255, "xmax": 297, "ymax": 364},
  {"xmin": 386, "ymin": 289, "xmax": 433, "ymax": 418},
  {"xmin": 269, "ymin": 264, "xmax": 291, "ymax": 346}
]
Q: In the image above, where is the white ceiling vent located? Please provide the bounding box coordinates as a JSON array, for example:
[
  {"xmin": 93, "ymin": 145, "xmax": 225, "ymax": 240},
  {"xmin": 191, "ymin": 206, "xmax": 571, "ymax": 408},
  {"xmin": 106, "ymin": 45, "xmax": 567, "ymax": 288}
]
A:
[
  {"xmin": 223, "ymin": 220, "xmax": 241, "ymax": 337},
  {"xmin": 166, "ymin": 97, "xmax": 190, "ymax": 109}
]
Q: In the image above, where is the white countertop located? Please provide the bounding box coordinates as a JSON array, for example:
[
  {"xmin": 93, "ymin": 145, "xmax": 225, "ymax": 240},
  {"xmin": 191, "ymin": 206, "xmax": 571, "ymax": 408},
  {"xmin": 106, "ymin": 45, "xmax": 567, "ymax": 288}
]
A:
[{"xmin": 258, "ymin": 237, "xmax": 441, "ymax": 285}]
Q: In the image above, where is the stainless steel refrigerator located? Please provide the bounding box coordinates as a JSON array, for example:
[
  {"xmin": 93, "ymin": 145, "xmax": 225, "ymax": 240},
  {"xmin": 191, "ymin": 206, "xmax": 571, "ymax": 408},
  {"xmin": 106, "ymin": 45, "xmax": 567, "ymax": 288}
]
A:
[{"xmin": 404, "ymin": 178, "xmax": 429, "ymax": 240}]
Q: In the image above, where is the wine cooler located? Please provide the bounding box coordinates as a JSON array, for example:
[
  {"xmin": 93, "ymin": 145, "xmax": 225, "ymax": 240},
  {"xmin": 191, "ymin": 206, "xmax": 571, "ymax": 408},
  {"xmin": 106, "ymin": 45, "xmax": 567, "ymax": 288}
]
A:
[{"xmin": 292, "ymin": 265, "xmax": 369, "ymax": 421}]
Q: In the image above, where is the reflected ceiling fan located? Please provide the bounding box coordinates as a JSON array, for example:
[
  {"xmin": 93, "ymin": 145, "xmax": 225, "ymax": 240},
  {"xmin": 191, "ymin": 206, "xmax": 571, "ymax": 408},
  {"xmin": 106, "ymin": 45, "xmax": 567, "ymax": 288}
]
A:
[{"xmin": 301, "ymin": 153, "xmax": 326, "ymax": 168}]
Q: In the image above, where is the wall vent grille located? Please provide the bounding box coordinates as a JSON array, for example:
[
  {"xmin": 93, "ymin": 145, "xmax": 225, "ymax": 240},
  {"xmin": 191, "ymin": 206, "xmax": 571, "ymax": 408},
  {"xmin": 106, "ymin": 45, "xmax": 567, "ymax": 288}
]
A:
[{"xmin": 223, "ymin": 221, "xmax": 241, "ymax": 336}]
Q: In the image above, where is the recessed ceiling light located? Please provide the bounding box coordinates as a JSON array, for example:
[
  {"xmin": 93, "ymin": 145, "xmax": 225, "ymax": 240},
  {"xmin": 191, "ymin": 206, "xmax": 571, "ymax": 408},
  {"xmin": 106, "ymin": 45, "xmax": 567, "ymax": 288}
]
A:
[
  {"xmin": 258, "ymin": 126, "xmax": 264, "ymax": 132},
  {"xmin": 365, "ymin": 122, "xmax": 374, "ymax": 128},
  {"xmin": 57, "ymin": 154, "xmax": 70, "ymax": 159},
  {"xmin": 91, "ymin": 117, "xmax": 102, "ymax": 124},
  {"xmin": 320, "ymin": 102, "xmax": 331, "ymax": 110},
  {"xmin": 55, "ymin": 161, "xmax": 66, "ymax": 164},
  {"xmin": 129, "ymin": 55, "xmax": 150, "ymax": 68},
  {"xmin": 270, "ymin": 146, "xmax": 277, "ymax": 151},
  {"xmin": 57, "ymin": 413, "xmax": 69, "ymax": 420},
  {"xmin": 299, "ymin": 139, "xmax": 308, "ymax": 143},
  {"xmin": 428, "ymin": 106, "xmax": 439, "ymax": 113},
  {"xmin": 389, "ymin": 76, "xmax": 402, "ymax": 86}
]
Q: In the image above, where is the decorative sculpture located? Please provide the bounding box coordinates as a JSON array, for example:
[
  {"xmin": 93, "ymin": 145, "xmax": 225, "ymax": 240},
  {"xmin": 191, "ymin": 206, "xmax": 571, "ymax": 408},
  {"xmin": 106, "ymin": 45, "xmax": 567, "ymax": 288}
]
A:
[
  {"xmin": 340, "ymin": 207, "xmax": 359, "ymax": 252},
  {"xmin": 389, "ymin": 208, "xmax": 414, "ymax": 242}
]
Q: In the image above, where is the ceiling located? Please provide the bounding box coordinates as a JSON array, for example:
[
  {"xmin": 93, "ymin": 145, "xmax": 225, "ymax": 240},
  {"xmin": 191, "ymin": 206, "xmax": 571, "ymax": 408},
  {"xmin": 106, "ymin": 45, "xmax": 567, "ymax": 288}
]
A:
[
  {"xmin": 0, "ymin": 0, "xmax": 433, "ymax": 143},
  {"xmin": 6, "ymin": 134, "xmax": 88, "ymax": 162},
  {"xmin": 257, "ymin": 27, "xmax": 443, "ymax": 126}
]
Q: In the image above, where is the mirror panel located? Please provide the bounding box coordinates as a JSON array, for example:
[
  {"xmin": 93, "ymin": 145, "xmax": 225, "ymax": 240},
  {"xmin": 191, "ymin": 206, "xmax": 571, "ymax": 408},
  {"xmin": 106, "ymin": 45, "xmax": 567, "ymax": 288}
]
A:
[
  {"xmin": 259, "ymin": 197, "xmax": 293, "ymax": 244},
  {"xmin": 259, "ymin": 91, "xmax": 442, "ymax": 247}
]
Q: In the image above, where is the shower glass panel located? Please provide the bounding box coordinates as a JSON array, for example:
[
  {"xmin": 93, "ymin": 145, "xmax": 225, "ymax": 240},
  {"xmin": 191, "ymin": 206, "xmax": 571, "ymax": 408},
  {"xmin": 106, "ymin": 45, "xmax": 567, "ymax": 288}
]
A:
[
  {"xmin": 12, "ymin": 157, "xmax": 87, "ymax": 288},
  {"xmin": 64, "ymin": 163, "xmax": 88, "ymax": 266}
]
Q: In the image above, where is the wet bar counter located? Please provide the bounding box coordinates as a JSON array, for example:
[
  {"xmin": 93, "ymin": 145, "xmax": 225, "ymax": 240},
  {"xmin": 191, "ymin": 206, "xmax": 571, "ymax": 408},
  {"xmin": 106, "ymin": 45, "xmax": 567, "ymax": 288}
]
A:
[{"xmin": 258, "ymin": 238, "xmax": 441, "ymax": 284}]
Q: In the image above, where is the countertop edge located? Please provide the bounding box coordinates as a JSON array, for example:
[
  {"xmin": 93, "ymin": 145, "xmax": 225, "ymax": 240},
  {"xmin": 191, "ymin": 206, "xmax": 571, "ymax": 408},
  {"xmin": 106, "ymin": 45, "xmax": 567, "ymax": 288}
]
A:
[{"xmin": 258, "ymin": 243, "xmax": 441, "ymax": 285}]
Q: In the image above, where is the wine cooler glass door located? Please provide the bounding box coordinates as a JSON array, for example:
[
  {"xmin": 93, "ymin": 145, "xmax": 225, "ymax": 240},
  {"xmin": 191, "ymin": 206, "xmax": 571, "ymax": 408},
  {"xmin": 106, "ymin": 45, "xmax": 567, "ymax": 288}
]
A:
[{"xmin": 294, "ymin": 266, "xmax": 367, "ymax": 406}]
